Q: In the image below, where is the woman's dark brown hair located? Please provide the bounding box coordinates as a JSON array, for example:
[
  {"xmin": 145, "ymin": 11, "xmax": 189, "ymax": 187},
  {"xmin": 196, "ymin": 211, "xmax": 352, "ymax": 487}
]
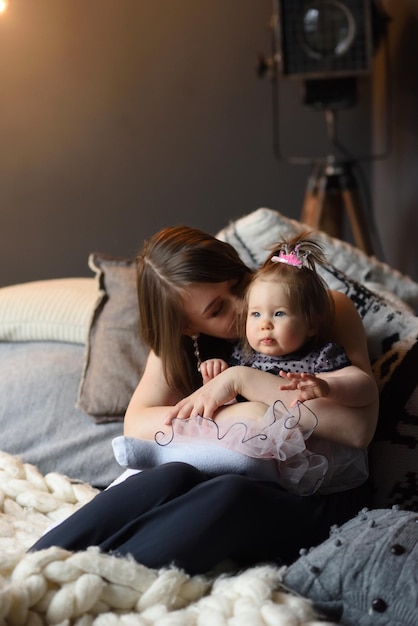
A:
[{"xmin": 136, "ymin": 226, "xmax": 252, "ymax": 395}]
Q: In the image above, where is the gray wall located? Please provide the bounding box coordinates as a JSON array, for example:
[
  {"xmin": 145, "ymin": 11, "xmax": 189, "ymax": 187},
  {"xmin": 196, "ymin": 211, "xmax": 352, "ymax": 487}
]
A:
[
  {"xmin": 372, "ymin": 0, "xmax": 418, "ymax": 282},
  {"xmin": 0, "ymin": 0, "xmax": 416, "ymax": 286}
]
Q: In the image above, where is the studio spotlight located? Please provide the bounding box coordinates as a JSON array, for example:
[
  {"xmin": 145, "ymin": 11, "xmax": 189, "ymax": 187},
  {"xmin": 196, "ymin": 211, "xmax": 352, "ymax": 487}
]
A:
[
  {"xmin": 277, "ymin": 0, "xmax": 373, "ymax": 80},
  {"xmin": 275, "ymin": 0, "xmax": 376, "ymax": 111},
  {"xmin": 259, "ymin": 0, "xmax": 390, "ymax": 256}
]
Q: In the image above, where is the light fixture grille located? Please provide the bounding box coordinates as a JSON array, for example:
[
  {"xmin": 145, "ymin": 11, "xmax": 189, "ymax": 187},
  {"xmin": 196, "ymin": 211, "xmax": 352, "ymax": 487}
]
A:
[{"xmin": 278, "ymin": 0, "xmax": 373, "ymax": 79}]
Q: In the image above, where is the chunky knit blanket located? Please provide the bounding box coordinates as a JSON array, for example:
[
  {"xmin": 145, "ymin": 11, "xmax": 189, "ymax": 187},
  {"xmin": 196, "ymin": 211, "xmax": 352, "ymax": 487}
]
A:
[{"xmin": 0, "ymin": 451, "xmax": 336, "ymax": 625}]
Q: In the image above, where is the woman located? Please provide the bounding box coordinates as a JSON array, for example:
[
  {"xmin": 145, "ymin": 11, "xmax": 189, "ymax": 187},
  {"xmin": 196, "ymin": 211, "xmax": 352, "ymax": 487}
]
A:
[{"xmin": 30, "ymin": 226, "xmax": 379, "ymax": 575}]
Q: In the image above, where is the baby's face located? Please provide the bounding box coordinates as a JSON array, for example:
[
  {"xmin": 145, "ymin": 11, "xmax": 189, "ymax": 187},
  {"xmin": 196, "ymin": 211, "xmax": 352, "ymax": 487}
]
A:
[{"xmin": 245, "ymin": 278, "xmax": 313, "ymax": 357}]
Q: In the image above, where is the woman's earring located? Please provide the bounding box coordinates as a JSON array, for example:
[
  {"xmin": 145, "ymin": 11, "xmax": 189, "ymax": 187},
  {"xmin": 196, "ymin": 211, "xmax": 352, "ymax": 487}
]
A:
[{"xmin": 192, "ymin": 334, "xmax": 201, "ymax": 372}]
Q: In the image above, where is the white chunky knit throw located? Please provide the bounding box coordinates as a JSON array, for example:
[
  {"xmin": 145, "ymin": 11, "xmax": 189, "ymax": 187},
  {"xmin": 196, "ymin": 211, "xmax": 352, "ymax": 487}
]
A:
[{"xmin": 0, "ymin": 450, "xmax": 335, "ymax": 625}]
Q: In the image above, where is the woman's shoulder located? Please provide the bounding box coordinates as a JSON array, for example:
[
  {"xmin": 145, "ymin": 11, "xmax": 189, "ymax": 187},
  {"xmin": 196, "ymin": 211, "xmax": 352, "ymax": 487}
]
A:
[
  {"xmin": 330, "ymin": 289, "xmax": 357, "ymax": 311},
  {"xmin": 330, "ymin": 290, "xmax": 363, "ymax": 328},
  {"xmin": 328, "ymin": 290, "xmax": 371, "ymax": 372}
]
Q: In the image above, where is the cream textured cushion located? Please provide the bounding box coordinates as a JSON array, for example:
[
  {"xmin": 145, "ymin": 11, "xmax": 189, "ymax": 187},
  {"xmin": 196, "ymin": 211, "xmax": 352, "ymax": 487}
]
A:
[
  {"xmin": 0, "ymin": 278, "xmax": 103, "ymax": 345},
  {"xmin": 216, "ymin": 207, "xmax": 418, "ymax": 311}
]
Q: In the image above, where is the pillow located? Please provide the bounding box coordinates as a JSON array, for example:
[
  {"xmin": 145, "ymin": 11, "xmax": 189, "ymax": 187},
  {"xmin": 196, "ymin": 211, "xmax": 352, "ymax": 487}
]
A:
[
  {"xmin": 112, "ymin": 436, "xmax": 283, "ymax": 483},
  {"xmin": 0, "ymin": 341, "xmax": 123, "ymax": 488},
  {"xmin": 0, "ymin": 278, "xmax": 103, "ymax": 344},
  {"xmin": 216, "ymin": 207, "xmax": 418, "ymax": 311},
  {"xmin": 76, "ymin": 253, "xmax": 149, "ymax": 421},
  {"xmin": 281, "ymin": 507, "xmax": 418, "ymax": 626}
]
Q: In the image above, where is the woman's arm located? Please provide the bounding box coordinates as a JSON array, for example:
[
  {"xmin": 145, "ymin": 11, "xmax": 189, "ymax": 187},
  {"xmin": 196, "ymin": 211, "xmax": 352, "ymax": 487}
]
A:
[
  {"xmin": 164, "ymin": 292, "xmax": 379, "ymax": 448},
  {"xmin": 123, "ymin": 352, "xmax": 270, "ymax": 439},
  {"xmin": 124, "ymin": 351, "xmax": 183, "ymax": 439}
]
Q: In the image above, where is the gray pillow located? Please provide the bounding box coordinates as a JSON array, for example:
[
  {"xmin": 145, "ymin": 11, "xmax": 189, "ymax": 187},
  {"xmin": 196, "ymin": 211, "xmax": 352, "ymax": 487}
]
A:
[
  {"xmin": 0, "ymin": 341, "xmax": 123, "ymax": 488},
  {"xmin": 77, "ymin": 253, "xmax": 149, "ymax": 421},
  {"xmin": 281, "ymin": 507, "xmax": 418, "ymax": 626}
]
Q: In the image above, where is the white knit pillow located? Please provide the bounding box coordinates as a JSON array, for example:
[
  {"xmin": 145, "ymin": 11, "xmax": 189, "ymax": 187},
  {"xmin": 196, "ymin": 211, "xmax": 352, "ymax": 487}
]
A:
[
  {"xmin": 216, "ymin": 207, "xmax": 418, "ymax": 311},
  {"xmin": 0, "ymin": 278, "xmax": 103, "ymax": 344}
]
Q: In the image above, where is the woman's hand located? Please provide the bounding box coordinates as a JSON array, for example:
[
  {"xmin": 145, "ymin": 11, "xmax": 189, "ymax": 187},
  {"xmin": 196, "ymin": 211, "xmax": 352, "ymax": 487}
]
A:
[
  {"xmin": 278, "ymin": 371, "xmax": 329, "ymax": 408},
  {"xmin": 165, "ymin": 368, "xmax": 238, "ymax": 424}
]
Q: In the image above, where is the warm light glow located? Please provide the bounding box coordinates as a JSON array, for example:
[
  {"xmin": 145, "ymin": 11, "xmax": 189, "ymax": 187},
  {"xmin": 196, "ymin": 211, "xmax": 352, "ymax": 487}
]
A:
[{"xmin": 0, "ymin": 0, "xmax": 8, "ymax": 14}]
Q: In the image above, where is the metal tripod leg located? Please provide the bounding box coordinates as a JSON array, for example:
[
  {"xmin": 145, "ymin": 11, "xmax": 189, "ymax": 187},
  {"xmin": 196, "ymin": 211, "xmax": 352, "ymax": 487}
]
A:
[
  {"xmin": 300, "ymin": 160, "xmax": 374, "ymax": 256},
  {"xmin": 339, "ymin": 174, "xmax": 374, "ymax": 256}
]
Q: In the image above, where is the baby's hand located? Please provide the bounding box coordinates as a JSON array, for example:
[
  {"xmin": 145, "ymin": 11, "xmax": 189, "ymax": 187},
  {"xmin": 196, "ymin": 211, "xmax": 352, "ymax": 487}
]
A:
[
  {"xmin": 200, "ymin": 358, "xmax": 229, "ymax": 384},
  {"xmin": 278, "ymin": 370, "xmax": 329, "ymax": 408},
  {"xmin": 164, "ymin": 367, "xmax": 238, "ymax": 423}
]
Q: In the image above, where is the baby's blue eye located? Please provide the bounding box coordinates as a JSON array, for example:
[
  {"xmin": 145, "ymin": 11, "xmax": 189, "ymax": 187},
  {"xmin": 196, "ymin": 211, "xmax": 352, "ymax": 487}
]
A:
[
  {"xmin": 251, "ymin": 311, "xmax": 260, "ymax": 318},
  {"xmin": 275, "ymin": 311, "xmax": 285, "ymax": 317}
]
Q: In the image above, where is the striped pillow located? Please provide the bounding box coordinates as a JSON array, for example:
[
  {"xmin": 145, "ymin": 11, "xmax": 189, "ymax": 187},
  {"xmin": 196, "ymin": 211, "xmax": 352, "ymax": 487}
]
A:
[{"xmin": 0, "ymin": 278, "xmax": 103, "ymax": 344}]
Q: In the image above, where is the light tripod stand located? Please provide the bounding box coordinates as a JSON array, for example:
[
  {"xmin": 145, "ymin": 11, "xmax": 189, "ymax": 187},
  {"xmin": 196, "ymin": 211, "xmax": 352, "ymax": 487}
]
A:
[
  {"xmin": 258, "ymin": 0, "xmax": 391, "ymax": 260},
  {"xmin": 300, "ymin": 156, "xmax": 375, "ymax": 256}
]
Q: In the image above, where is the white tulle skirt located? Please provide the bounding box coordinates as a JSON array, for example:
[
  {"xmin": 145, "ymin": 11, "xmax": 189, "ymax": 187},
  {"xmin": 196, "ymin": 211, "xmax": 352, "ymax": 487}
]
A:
[{"xmin": 155, "ymin": 401, "xmax": 368, "ymax": 496}]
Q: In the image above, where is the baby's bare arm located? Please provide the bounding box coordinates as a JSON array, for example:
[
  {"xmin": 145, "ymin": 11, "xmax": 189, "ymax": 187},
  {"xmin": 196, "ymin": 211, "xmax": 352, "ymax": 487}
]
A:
[{"xmin": 278, "ymin": 365, "xmax": 376, "ymax": 409}]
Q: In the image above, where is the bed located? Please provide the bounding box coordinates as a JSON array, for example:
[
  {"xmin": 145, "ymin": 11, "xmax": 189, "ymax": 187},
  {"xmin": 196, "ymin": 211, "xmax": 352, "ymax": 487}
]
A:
[{"xmin": 1, "ymin": 208, "xmax": 418, "ymax": 625}]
